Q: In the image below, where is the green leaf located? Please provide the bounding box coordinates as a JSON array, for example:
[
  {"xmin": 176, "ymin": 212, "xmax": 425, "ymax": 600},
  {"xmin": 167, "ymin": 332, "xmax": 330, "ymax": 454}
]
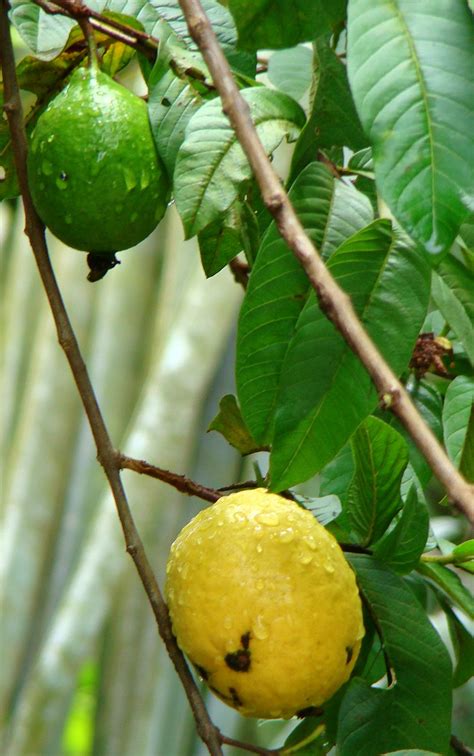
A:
[
  {"xmin": 453, "ymin": 539, "xmax": 474, "ymax": 562},
  {"xmin": 319, "ymin": 443, "xmax": 354, "ymax": 503},
  {"xmin": 339, "ymin": 555, "xmax": 452, "ymax": 756},
  {"xmin": 434, "ymin": 255, "xmax": 474, "ymax": 365},
  {"xmin": 389, "ymin": 380, "xmax": 443, "ymax": 488},
  {"xmin": 227, "ymin": 0, "xmax": 347, "ymax": 51},
  {"xmin": 290, "ymin": 38, "xmax": 367, "ymax": 180},
  {"xmin": 417, "ymin": 561, "xmax": 474, "ymax": 619},
  {"xmin": 10, "ymin": 0, "xmax": 74, "ymax": 59},
  {"xmin": 459, "ymin": 214, "xmax": 474, "ymax": 253},
  {"xmin": 444, "ymin": 603, "xmax": 474, "ymax": 689},
  {"xmin": 347, "ymin": 0, "xmax": 474, "ymax": 257},
  {"xmin": 442, "ymin": 376, "xmax": 474, "ymax": 467},
  {"xmin": 459, "ymin": 402, "xmax": 474, "ymax": 483},
  {"xmin": 198, "ymin": 215, "xmax": 243, "ymax": 278},
  {"xmin": 269, "ymin": 222, "xmax": 430, "ymax": 490},
  {"xmin": 372, "ymin": 487, "xmax": 429, "ymax": 574},
  {"xmin": 347, "ymin": 417, "xmax": 408, "ymax": 546},
  {"xmin": 348, "ymin": 147, "xmax": 373, "ymax": 175},
  {"xmin": 237, "ymin": 163, "xmax": 373, "ymax": 444},
  {"xmin": 14, "ymin": 49, "xmax": 84, "ymax": 97},
  {"xmin": 174, "ymin": 87, "xmax": 305, "ymax": 237},
  {"xmin": 148, "ymin": 70, "xmax": 205, "ymax": 181},
  {"xmin": 267, "ymin": 46, "xmax": 312, "ymax": 101},
  {"xmin": 207, "ymin": 394, "xmax": 266, "ymax": 455}
]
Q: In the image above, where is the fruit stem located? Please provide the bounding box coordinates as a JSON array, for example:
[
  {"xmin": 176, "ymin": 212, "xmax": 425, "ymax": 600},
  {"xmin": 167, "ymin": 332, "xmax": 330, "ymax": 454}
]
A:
[{"xmin": 79, "ymin": 17, "xmax": 99, "ymax": 71}]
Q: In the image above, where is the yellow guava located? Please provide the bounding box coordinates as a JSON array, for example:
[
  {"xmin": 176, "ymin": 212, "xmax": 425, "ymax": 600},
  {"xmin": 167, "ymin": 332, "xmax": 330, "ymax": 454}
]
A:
[
  {"xmin": 165, "ymin": 488, "xmax": 364, "ymax": 719},
  {"xmin": 27, "ymin": 66, "xmax": 169, "ymax": 253}
]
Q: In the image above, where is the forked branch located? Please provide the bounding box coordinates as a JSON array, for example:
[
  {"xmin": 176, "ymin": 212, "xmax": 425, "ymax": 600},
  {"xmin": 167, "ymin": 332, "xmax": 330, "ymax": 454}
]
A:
[{"xmin": 177, "ymin": 0, "xmax": 474, "ymax": 523}]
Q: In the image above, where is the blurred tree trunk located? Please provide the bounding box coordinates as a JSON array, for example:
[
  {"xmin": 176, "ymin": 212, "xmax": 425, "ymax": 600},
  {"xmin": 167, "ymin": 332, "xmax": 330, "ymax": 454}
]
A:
[{"xmin": 0, "ymin": 203, "xmax": 244, "ymax": 755}]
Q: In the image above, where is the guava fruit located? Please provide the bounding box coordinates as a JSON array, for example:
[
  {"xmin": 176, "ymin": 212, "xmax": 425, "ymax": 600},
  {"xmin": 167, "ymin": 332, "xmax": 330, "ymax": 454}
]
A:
[
  {"xmin": 27, "ymin": 66, "xmax": 169, "ymax": 253},
  {"xmin": 165, "ymin": 488, "xmax": 364, "ymax": 719}
]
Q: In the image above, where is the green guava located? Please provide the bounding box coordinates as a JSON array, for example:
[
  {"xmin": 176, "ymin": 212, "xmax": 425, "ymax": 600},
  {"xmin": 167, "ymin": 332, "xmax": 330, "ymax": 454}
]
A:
[{"xmin": 28, "ymin": 66, "xmax": 169, "ymax": 253}]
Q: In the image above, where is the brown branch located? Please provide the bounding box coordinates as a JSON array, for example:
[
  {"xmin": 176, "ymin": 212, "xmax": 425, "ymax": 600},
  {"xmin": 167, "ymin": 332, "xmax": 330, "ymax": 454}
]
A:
[
  {"xmin": 33, "ymin": 0, "xmax": 159, "ymax": 59},
  {"xmin": 229, "ymin": 257, "xmax": 250, "ymax": 289},
  {"xmin": 118, "ymin": 453, "xmax": 220, "ymax": 503},
  {"xmin": 177, "ymin": 0, "xmax": 474, "ymax": 523},
  {"xmin": 0, "ymin": 6, "xmax": 221, "ymax": 754}
]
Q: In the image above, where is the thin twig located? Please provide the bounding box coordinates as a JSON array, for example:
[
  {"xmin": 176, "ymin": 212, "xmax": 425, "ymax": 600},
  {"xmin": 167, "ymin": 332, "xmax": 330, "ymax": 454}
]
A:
[
  {"xmin": 0, "ymin": 6, "xmax": 222, "ymax": 754},
  {"xmin": 118, "ymin": 453, "xmax": 220, "ymax": 503},
  {"xmin": 220, "ymin": 734, "xmax": 280, "ymax": 756},
  {"xmin": 177, "ymin": 0, "xmax": 474, "ymax": 523}
]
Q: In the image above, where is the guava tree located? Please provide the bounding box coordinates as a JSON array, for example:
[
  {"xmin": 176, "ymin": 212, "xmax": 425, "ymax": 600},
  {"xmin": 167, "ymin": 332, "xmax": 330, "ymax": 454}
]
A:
[{"xmin": 1, "ymin": 0, "xmax": 474, "ymax": 755}]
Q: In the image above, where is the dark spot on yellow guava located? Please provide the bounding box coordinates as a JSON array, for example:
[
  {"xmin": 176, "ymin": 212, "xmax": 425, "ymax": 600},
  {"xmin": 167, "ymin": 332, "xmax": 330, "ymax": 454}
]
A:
[
  {"xmin": 225, "ymin": 631, "xmax": 252, "ymax": 671},
  {"xmin": 345, "ymin": 645, "xmax": 353, "ymax": 665},
  {"xmin": 229, "ymin": 687, "xmax": 243, "ymax": 707}
]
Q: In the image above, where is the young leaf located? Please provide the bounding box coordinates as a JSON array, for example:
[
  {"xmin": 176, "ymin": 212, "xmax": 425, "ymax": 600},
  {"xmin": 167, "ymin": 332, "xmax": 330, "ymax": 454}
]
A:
[
  {"xmin": 174, "ymin": 88, "xmax": 305, "ymax": 237},
  {"xmin": 433, "ymin": 255, "xmax": 474, "ymax": 366},
  {"xmin": 207, "ymin": 394, "xmax": 266, "ymax": 456},
  {"xmin": 347, "ymin": 0, "xmax": 474, "ymax": 258},
  {"xmin": 227, "ymin": 0, "xmax": 347, "ymax": 51},
  {"xmin": 442, "ymin": 376, "xmax": 474, "ymax": 467},
  {"xmin": 347, "ymin": 417, "xmax": 408, "ymax": 546},
  {"xmin": 269, "ymin": 222, "xmax": 430, "ymax": 491},
  {"xmin": 372, "ymin": 487, "xmax": 429, "ymax": 573},
  {"xmin": 417, "ymin": 561, "xmax": 474, "ymax": 619},
  {"xmin": 339, "ymin": 555, "xmax": 452, "ymax": 756},
  {"xmin": 237, "ymin": 163, "xmax": 373, "ymax": 444},
  {"xmin": 290, "ymin": 38, "xmax": 367, "ymax": 180}
]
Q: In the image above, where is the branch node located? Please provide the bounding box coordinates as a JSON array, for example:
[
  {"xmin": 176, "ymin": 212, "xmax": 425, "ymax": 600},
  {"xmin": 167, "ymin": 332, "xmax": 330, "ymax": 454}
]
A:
[
  {"xmin": 265, "ymin": 192, "xmax": 284, "ymax": 213},
  {"xmin": 379, "ymin": 388, "xmax": 401, "ymax": 410}
]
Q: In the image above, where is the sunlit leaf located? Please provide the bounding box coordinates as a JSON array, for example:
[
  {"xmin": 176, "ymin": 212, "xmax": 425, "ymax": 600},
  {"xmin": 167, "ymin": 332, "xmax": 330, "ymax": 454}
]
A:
[
  {"xmin": 347, "ymin": 0, "xmax": 474, "ymax": 257},
  {"xmin": 269, "ymin": 222, "xmax": 430, "ymax": 490},
  {"xmin": 237, "ymin": 163, "xmax": 373, "ymax": 445}
]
